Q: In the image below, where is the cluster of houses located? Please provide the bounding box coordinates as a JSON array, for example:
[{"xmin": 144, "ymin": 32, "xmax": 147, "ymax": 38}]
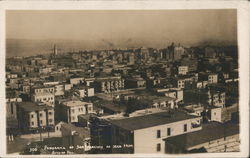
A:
[{"xmin": 6, "ymin": 43, "xmax": 239, "ymax": 154}]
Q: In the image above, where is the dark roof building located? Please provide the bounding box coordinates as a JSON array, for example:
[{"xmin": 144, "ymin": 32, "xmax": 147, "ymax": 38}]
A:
[
  {"xmin": 109, "ymin": 110, "xmax": 200, "ymax": 131},
  {"xmin": 164, "ymin": 121, "xmax": 240, "ymax": 153}
]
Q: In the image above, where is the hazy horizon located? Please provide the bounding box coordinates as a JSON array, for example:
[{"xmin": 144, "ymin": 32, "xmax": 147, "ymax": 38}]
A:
[{"xmin": 6, "ymin": 10, "xmax": 237, "ymax": 57}]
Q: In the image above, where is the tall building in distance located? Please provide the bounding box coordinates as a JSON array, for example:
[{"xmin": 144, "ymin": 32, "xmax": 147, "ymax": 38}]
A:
[{"xmin": 53, "ymin": 44, "xmax": 58, "ymax": 56}]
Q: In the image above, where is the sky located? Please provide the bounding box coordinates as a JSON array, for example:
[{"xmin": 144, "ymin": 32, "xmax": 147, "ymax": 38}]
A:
[{"xmin": 6, "ymin": 9, "xmax": 237, "ymax": 47}]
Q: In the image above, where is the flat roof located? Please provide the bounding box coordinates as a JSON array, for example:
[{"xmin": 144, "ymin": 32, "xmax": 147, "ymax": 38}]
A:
[
  {"xmin": 147, "ymin": 95, "xmax": 176, "ymax": 102},
  {"xmin": 62, "ymin": 100, "xmax": 91, "ymax": 107},
  {"xmin": 164, "ymin": 121, "xmax": 239, "ymax": 149},
  {"xmin": 17, "ymin": 102, "xmax": 53, "ymax": 112},
  {"xmin": 109, "ymin": 110, "xmax": 201, "ymax": 131},
  {"xmin": 78, "ymin": 113, "xmax": 96, "ymax": 120},
  {"xmin": 33, "ymin": 92, "xmax": 54, "ymax": 96},
  {"xmin": 61, "ymin": 123, "xmax": 90, "ymax": 138},
  {"xmin": 96, "ymin": 100, "xmax": 126, "ymax": 113}
]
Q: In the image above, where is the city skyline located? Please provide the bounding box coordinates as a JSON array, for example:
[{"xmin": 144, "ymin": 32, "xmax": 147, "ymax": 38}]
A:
[{"xmin": 7, "ymin": 10, "xmax": 237, "ymax": 46}]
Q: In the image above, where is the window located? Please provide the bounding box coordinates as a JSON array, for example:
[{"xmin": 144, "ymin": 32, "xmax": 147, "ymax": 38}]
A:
[
  {"xmin": 31, "ymin": 121, "xmax": 34, "ymax": 126},
  {"xmin": 40, "ymin": 120, "xmax": 43, "ymax": 124},
  {"xmin": 167, "ymin": 128, "xmax": 171, "ymax": 136},
  {"xmin": 157, "ymin": 143, "xmax": 161, "ymax": 152},
  {"xmin": 79, "ymin": 108, "xmax": 81, "ymax": 112},
  {"xmin": 157, "ymin": 130, "xmax": 161, "ymax": 138},
  {"xmin": 72, "ymin": 116, "xmax": 75, "ymax": 121},
  {"xmin": 39, "ymin": 113, "xmax": 43, "ymax": 117},
  {"xmin": 11, "ymin": 103, "xmax": 14, "ymax": 114},
  {"xmin": 184, "ymin": 124, "xmax": 187, "ymax": 132},
  {"xmin": 49, "ymin": 112, "xmax": 53, "ymax": 115},
  {"xmin": 30, "ymin": 114, "xmax": 34, "ymax": 118}
]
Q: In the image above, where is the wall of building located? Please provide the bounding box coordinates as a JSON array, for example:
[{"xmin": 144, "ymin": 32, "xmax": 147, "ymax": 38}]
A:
[
  {"xmin": 38, "ymin": 110, "xmax": 47, "ymax": 127},
  {"xmin": 48, "ymin": 109, "xmax": 55, "ymax": 126},
  {"xmin": 32, "ymin": 93, "xmax": 55, "ymax": 107},
  {"xmin": 187, "ymin": 134, "xmax": 240, "ymax": 152},
  {"xmin": 133, "ymin": 118, "xmax": 202, "ymax": 153},
  {"xmin": 55, "ymin": 85, "xmax": 64, "ymax": 96},
  {"xmin": 29, "ymin": 111, "xmax": 38, "ymax": 128},
  {"xmin": 209, "ymin": 108, "xmax": 222, "ymax": 122}
]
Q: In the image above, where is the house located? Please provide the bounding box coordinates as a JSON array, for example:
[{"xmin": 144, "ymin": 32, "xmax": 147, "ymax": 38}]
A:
[
  {"xmin": 61, "ymin": 123, "xmax": 91, "ymax": 154},
  {"xmin": 207, "ymin": 106, "xmax": 222, "ymax": 122},
  {"xmin": 199, "ymin": 73, "xmax": 218, "ymax": 84},
  {"xmin": 38, "ymin": 67, "xmax": 52, "ymax": 74},
  {"xmin": 125, "ymin": 76, "xmax": 146, "ymax": 89},
  {"xmin": 78, "ymin": 113, "xmax": 97, "ymax": 127},
  {"xmin": 90, "ymin": 110, "xmax": 202, "ymax": 154},
  {"xmin": 208, "ymin": 90, "xmax": 226, "ymax": 108},
  {"xmin": 208, "ymin": 73, "xmax": 218, "ymax": 84},
  {"xmin": 74, "ymin": 86, "xmax": 94, "ymax": 98},
  {"xmin": 172, "ymin": 74, "xmax": 198, "ymax": 89},
  {"xmin": 156, "ymin": 88, "xmax": 183, "ymax": 103},
  {"xmin": 178, "ymin": 66, "xmax": 189, "ymax": 75},
  {"xmin": 183, "ymin": 104, "xmax": 204, "ymax": 117},
  {"xmin": 92, "ymin": 76, "xmax": 125, "ymax": 93},
  {"xmin": 54, "ymin": 84, "xmax": 65, "ymax": 96},
  {"xmin": 70, "ymin": 77, "xmax": 85, "ymax": 85},
  {"xmin": 32, "ymin": 85, "xmax": 55, "ymax": 94},
  {"xmin": 31, "ymin": 92, "xmax": 55, "ymax": 107},
  {"xmin": 16, "ymin": 102, "xmax": 55, "ymax": 131},
  {"xmin": 57, "ymin": 100, "xmax": 93, "ymax": 123},
  {"xmin": 54, "ymin": 121, "xmax": 65, "ymax": 137}
]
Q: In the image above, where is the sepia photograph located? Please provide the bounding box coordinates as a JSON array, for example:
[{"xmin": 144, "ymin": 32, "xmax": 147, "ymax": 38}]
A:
[{"xmin": 1, "ymin": 1, "xmax": 249, "ymax": 157}]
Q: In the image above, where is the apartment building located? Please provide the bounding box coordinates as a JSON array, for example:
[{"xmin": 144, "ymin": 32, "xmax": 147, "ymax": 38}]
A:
[
  {"xmin": 32, "ymin": 92, "xmax": 55, "ymax": 107},
  {"xmin": 90, "ymin": 110, "xmax": 202, "ymax": 154},
  {"xmin": 208, "ymin": 90, "xmax": 226, "ymax": 108},
  {"xmin": 199, "ymin": 73, "xmax": 218, "ymax": 84},
  {"xmin": 55, "ymin": 84, "xmax": 65, "ymax": 96},
  {"xmin": 16, "ymin": 102, "xmax": 54, "ymax": 130},
  {"xmin": 93, "ymin": 77, "xmax": 125, "ymax": 93},
  {"xmin": 125, "ymin": 77, "xmax": 146, "ymax": 89},
  {"xmin": 74, "ymin": 86, "xmax": 94, "ymax": 98},
  {"xmin": 32, "ymin": 85, "xmax": 55, "ymax": 94},
  {"xmin": 178, "ymin": 66, "xmax": 189, "ymax": 75},
  {"xmin": 156, "ymin": 88, "xmax": 183, "ymax": 103},
  {"xmin": 58, "ymin": 100, "xmax": 93, "ymax": 123}
]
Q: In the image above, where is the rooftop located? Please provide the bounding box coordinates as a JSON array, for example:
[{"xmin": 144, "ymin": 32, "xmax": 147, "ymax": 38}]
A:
[
  {"xmin": 78, "ymin": 113, "xmax": 96, "ymax": 121},
  {"xmin": 96, "ymin": 100, "xmax": 126, "ymax": 113},
  {"xmin": 164, "ymin": 121, "xmax": 239, "ymax": 149},
  {"xmin": 33, "ymin": 92, "xmax": 54, "ymax": 96},
  {"xmin": 61, "ymin": 123, "xmax": 90, "ymax": 138},
  {"xmin": 62, "ymin": 100, "xmax": 91, "ymax": 107},
  {"xmin": 17, "ymin": 102, "xmax": 53, "ymax": 112},
  {"xmin": 109, "ymin": 110, "xmax": 201, "ymax": 131}
]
